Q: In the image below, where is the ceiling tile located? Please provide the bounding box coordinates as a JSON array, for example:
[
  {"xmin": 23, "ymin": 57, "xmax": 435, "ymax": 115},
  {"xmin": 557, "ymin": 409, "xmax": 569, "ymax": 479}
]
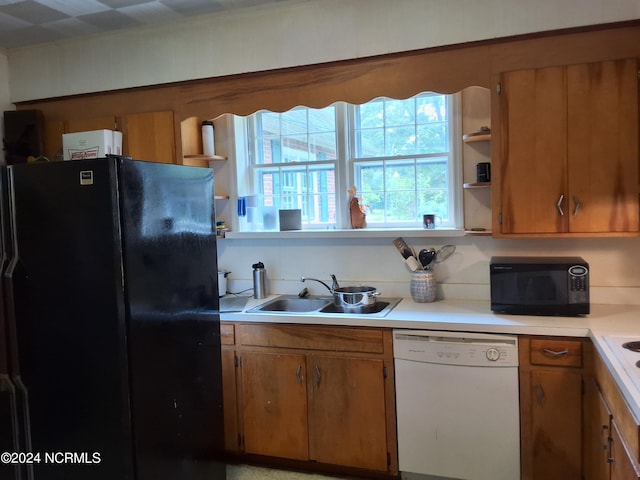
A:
[
  {"xmin": 35, "ymin": 0, "xmax": 110, "ymax": 16},
  {"xmin": 119, "ymin": 1, "xmax": 181, "ymax": 24},
  {"xmin": 42, "ymin": 17, "xmax": 100, "ymax": 38},
  {"xmin": 98, "ymin": 0, "xmax": 154, "ymax": 8},
  {"xmin": 78, "ymin": 8, "xmax": 142, "ymax": 30},
  {"xmin": 0, "ymin": 0, "xmax": 67, "ymax": 24},
  {"xmin": 160, "ymin": 0, "xmax": 225, "ymax": 16}
]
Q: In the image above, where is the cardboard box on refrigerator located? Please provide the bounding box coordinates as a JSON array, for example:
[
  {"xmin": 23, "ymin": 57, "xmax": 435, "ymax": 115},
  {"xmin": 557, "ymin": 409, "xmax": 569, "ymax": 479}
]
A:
[{"xmin": 62, "ymin": 129, "xmax": 123, "ymax": 160}]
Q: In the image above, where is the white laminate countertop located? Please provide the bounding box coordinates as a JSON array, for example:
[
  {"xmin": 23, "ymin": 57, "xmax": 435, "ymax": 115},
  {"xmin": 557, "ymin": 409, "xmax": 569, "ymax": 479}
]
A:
[{"xmin": 221, "ymin": 295, "xmax": 640, "ymax": 421}]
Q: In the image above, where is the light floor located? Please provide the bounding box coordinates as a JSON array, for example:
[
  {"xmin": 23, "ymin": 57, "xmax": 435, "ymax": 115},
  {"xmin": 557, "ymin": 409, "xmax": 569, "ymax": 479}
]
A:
[{"xmin": 226, "ymin": 464, "xmax": 347, "ymax": 480}]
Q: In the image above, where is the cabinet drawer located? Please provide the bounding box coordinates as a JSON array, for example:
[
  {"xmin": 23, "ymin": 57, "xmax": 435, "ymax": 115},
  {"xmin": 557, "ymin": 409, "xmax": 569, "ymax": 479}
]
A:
[
  {"xmin": 220, "ymin": 323, "xmax": 235, "ymax": 345},
  {"xmin": 237, "ymin": 324, "xmax": 385, "ymax": 354},
  {"xmin": 530, "ymin": 338, "xmax": 582, "ymax": 367}
]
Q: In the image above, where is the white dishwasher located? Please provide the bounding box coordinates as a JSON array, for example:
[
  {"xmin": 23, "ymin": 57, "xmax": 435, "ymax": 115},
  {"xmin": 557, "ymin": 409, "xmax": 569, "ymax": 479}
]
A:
[{"xmin": 393, "ymin": 330, "xmax": 520, "ymax": 480}]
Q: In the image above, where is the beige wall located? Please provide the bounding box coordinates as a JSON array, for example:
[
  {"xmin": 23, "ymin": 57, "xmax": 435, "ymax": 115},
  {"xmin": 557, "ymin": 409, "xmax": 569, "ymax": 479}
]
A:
[{"xmin": 5, "ymin": 0, "xmax": 640, "ymax": 102}]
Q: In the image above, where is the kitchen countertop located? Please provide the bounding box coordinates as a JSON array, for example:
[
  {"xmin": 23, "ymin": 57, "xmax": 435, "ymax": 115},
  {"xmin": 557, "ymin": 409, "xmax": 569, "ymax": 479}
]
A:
[{"xmin": 221, "ymin": 295, "xmax": 640, "ymax": 422}]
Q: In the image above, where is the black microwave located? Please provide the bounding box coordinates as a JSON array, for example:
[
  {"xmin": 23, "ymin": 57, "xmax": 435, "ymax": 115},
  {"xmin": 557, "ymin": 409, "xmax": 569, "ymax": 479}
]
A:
[{"xmin": 490, "ymin": 256, "xmax": 589, "ymax": 316}]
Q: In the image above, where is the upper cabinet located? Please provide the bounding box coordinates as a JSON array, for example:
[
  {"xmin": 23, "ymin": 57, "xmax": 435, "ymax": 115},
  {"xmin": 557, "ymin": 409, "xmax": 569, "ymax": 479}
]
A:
[
  {"xmin": 124, "ymin": 111, "xmax": 175, "ymax": 164},
  {"xmin": 494, "ymin": 58, "xmax": 639, "ymax": 236}
]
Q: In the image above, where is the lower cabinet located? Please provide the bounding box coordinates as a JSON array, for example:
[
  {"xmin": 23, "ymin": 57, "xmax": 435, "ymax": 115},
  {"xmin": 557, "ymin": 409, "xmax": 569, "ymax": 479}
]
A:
[
  {"xmin": 220, "ymin": 322, "xmax": 397, "ymax": 476},
  {"xmin": 585, "ymin": 351, "xmax": 640, "ymax": 480},
  {"xmin": 519, "ymin": 336, "xmax": 591, "ymax": 480}
]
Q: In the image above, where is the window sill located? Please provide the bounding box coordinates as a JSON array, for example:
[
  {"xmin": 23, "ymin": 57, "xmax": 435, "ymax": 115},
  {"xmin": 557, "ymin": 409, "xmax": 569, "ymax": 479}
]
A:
[{"xmin": 223, "ymin": 228, "xmax": 466, "ymax": 240}]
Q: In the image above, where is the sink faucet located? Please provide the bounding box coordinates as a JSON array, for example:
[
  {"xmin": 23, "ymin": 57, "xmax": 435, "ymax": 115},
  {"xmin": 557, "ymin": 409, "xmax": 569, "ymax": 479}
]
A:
[{"xmin": 300, "ymin": 274, "xmax": 340, "ymax": 293}]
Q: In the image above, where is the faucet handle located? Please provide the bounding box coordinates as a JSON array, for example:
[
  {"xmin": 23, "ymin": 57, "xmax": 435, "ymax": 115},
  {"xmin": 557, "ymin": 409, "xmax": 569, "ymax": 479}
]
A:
[{"xmin": 330, "ymin": 274, "xmax": 340, "ymax": 290}]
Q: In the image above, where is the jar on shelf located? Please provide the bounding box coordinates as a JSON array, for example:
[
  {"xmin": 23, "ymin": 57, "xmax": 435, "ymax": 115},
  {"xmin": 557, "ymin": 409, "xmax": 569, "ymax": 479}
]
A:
[
  {"xmin": 202, "ymin": 120, "xmax": 215, "ymax": 157},
  {"xmin": 410, "ymin": 270, "xmax": 437, "ymax": 303}
]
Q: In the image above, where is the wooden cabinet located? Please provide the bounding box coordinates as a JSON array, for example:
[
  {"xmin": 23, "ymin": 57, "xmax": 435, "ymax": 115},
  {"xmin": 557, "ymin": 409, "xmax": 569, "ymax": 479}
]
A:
[
  {"xmin": 240, "ymin": 350, "xmax": 309, "ymax": 460},
  {"xmin": 585, "ymin": 378, "xmax": 613, "ymax": 480},
  {"xmin": 585, "ymin": 349, "xmax": 640, "ymax": 480},
  {"xmin": 519, "ymin": 336, "xmax": 591, "ymax": 480},
  {"xmin": 220, "ymin": 323, "xmax": 239, "ymax": 453},
  {"xmin": 611, "ymin": 421, "xmax": 640, "ymax": 480},
  {"xmin": 224, "ymin": 322, "xmax": 397, "ymax": 475},
  {"xmin": 124, "ymin": 111, "xmax": 175, "ymax": 164},
  {"xmin": 496, "ymin": 58, "xmax": 639, "ymax": 236}
]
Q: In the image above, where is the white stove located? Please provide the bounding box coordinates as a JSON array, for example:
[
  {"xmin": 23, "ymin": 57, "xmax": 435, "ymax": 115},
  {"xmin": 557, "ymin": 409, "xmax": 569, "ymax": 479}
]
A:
[{"xmin": 604, "ymin": 335, "xmax": 640, "ymax": 393}]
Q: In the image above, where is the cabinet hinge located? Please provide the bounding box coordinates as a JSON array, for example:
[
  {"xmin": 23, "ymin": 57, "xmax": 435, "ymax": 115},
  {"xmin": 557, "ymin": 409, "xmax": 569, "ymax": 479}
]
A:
[{"xmin": 497, "ymin": 82, "xmax": 502, "ymax": 95}]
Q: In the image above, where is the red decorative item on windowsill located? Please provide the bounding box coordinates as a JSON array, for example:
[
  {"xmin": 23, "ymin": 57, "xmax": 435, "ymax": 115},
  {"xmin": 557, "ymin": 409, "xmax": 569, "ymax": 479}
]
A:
[{"xmin": 348, "ymin": 186, "xmax": 367, "ymax": 229}]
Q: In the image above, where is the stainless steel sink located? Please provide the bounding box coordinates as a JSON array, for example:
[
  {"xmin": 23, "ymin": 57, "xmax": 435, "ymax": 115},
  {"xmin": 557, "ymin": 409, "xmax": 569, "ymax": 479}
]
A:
[
  {"xmin": 247, "ymin": 294, "xmax": 402, "ymax": 317},
  {"xmin": 248, "ymin": 295, "xmax": 332, "ymax": 313}
]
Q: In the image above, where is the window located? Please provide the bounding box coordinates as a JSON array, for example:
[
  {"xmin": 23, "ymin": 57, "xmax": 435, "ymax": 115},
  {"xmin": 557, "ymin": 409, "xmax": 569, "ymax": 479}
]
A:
[
  {"xmin": 244, "ymin": 92, "xmax": 460, "ymax": 231},
  {"xmin": 249, "ymin": 107, "xmax": 338, "ymax": 228}
]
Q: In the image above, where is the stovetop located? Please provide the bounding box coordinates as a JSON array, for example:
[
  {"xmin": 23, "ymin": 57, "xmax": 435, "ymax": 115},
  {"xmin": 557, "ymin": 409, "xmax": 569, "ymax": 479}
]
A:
[{"xmin": 604, "ymin": 335, "xmax": 640, "ymax": 393}]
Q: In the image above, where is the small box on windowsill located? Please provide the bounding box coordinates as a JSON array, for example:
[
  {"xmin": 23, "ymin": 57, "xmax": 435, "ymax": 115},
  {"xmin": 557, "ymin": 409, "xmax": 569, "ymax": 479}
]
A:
[{"xmin": 279, "ymin": 209, "xmax": 302, "ymax": 231}]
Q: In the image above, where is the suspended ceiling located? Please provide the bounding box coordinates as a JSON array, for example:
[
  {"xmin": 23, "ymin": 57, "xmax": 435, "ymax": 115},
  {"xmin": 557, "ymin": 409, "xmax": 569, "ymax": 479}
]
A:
[{"xmin": 0, "ymin": 0, "xmax": 288, "ymax": 49}]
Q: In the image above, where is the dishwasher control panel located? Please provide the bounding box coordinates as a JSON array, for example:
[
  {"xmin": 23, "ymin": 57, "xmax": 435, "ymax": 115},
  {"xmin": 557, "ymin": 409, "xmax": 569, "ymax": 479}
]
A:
[{"xmin": 393, "ymin": 330, "xmax": 518, "ymax": 367}]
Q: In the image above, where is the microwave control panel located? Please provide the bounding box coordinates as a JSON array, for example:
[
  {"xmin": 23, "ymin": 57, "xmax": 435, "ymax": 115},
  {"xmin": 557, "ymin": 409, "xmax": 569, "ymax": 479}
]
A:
[{"xmin": 568, "ymin": 265, "xmax": 589, "ymax": 304}]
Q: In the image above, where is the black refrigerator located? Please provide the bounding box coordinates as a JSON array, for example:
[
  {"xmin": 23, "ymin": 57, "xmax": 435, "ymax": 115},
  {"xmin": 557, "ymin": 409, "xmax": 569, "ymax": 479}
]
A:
[{"xmin": 0, "ymin": 157, "xmax": 225, "ymax": 480}]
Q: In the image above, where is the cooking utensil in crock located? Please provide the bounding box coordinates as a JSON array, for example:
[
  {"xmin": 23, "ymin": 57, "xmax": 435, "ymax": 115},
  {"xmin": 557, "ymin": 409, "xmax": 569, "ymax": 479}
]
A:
[
  {"xmin": 434, "ymin": 244, "xmax": 456, "ymax": 263},
  {"xmin": 418, "ymin": 249, "xmax": 436, "ymax": 269}
]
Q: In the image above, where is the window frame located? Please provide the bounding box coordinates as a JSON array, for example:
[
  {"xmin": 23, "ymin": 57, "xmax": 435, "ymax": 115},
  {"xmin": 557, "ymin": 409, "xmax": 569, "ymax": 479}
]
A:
[{"xmin": 241, "ymin": 93, "xmax": 462, "ymax": 232}]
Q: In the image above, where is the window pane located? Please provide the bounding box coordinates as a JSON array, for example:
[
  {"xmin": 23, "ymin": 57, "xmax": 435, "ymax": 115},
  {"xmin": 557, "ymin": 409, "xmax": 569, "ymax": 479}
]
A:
[
  {"xmin": 385, "ymin": 191, "xmax": 416, "ymax": 222},
  {"xmin": 254, "ymin": 164, "xmax": 336, "ymax": 228},
  {"xmin": 386, "ymin": 126, "xmax": 416, "ymax": 156},
  {"xmin": 354, "ymin": 93, "xmax": 449, "ymax": 158},
  {"xmin": 385, "ymin": 98, "xmax": 415, "ymax": 127},
  {"xmin": 253, "ymin": 106, "xmax": 336, "ymax": 165}
]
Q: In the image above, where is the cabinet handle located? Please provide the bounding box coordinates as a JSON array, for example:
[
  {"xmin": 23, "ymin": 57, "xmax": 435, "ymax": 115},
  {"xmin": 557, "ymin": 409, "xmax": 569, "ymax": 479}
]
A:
[
  {"xmin": 556, "ymin": 194, "xmax": 565, "ymax": 216},
  {"xmin": 315, "ymin": 366, "xmax": 321, "ymax": 387},
  {"xmin": 295, "ymin": 365, "xmax": 302, "ymax": 384},
  {"xmin": 572, "ymin": 195, "xmax": 581, "ymax": 217},
  {"xmin": 602, "ymin": 424, "xmax": 610, "ymax": 451},
  {"xmin": 535, "ymin": 384, "xmax": 545, "ymax": 406},
  {"xmin": 543, "ymin": 348, "xmax": 569, "ymax": 357},
  {"xmin": 606, "ymin": 434, "xmax": 614, "ymax": 464}
]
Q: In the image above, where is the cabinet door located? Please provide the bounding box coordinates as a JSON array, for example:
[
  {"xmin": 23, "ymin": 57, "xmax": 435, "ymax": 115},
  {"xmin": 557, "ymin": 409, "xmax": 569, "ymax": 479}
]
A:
[
  {"xmin": 221, "ymin": 348, "xmax": 239, "ymax": 453},
  {"xmin": 308, "ymin": 355, "xmax": 388, "ymax": 471},
  {"xmin": 584, "ymin": 378, "xmax": 612, "ymax": 480},
  {"xmin": 527, "ymin": 369, "xmax": 583, "ymax": 479},
  {"xmin": 125, "ymin": 111, "xmax": 175, "ymax": 164},
  {"xmin": 567, "ymin": 58, "xmax": 639, "ymax": 233},
  {"xmin": 611, "ymin": 420, "xmax": 640, "ymax": 480},
  {"xmin": 499, "ymin": 66, "xmax": 568, "ymax": 234},
  {"xmin": 239, "ymin": 351, "xmax": 308, "ymax": 460}
]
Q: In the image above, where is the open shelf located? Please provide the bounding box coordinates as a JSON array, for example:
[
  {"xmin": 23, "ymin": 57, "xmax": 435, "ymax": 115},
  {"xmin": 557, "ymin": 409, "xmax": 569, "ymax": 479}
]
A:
[
  {"xmin": 465, "ymin": 229, "xmax": 492, "ymax": 236},
  {"xmin": 463, "ymin": 182, "xmax": 491, "ymax": 189},
  {"xmin": 183, "ymin": 154, "xmax": 227, "ymax": 160},
  {"xmin": 462, "ymin": 133, "xmax": 491, "ymax": 143}
]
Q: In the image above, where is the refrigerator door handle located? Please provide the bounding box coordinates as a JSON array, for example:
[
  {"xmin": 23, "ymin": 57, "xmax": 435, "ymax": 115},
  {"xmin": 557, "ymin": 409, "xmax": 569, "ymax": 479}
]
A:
[
  {"xmin": 5, "ymin": 170, "xmax": 33, "ymax": 480},
  {"xmin": 13, "ymin": 376, "xmax": 34, "ymax": 480},
  {"xmin": 1, "ymin": 375, "xmax": 21, "ymax": 478}
]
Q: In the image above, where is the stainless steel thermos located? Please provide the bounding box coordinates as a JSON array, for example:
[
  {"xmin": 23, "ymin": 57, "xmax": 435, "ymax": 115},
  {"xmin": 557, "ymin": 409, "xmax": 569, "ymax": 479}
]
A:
[{"xmin": 252, "ymin": 262, "xmax": 267, "ymax": 299}]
